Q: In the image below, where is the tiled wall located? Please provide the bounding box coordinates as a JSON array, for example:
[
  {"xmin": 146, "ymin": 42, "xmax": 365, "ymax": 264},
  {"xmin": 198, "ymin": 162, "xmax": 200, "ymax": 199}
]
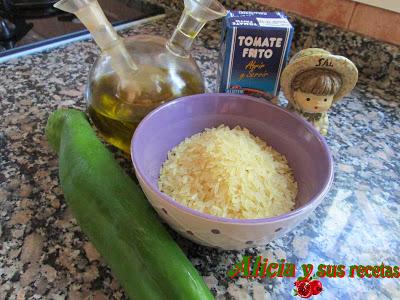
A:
[{"xmin": 254, "ymin": 0, "xmax": 400, "ymax": 45}]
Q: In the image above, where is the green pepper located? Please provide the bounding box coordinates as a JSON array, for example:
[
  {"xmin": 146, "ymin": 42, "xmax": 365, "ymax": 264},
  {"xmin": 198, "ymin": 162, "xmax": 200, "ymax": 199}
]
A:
[{"xmin": 46, "ymin": 109, "xmax": 214, "ymax": 300}]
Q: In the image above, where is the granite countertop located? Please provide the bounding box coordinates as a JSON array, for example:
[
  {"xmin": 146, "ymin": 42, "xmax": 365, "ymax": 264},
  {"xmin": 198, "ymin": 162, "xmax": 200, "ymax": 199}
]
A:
[{"xmin": 1, "ymin": 7, "xmax": 399, "ymax": 300}]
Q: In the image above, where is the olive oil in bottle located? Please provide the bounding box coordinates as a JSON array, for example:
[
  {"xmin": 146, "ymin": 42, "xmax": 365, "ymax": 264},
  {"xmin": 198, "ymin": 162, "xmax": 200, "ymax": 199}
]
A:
[
  {"xmin": 88, "ymin": 70, "xmax": 204, "ymax": 153},
  {"xmin": 55, "ymin": 0, "xmax": 226, "ymax": 154}
]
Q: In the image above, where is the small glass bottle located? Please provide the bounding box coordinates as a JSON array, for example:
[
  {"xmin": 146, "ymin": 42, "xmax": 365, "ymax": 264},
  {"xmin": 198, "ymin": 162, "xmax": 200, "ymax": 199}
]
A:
[{"xmin": 54, "ymin": 0, "xmax": 226, "ymax": 153}]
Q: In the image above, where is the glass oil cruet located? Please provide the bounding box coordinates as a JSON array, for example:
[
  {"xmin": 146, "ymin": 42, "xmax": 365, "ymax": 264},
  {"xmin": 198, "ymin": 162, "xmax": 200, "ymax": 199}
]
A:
[{"xmin": 54, "ymin": 0, "xmax": 227, "ymax": 153}]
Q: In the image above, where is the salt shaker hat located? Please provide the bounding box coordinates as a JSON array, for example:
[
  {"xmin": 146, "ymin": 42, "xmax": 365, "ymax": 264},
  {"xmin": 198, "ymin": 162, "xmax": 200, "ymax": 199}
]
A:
[{"xmin": 281, "ymin": 48, "xmax": 358, "ymax": 103}]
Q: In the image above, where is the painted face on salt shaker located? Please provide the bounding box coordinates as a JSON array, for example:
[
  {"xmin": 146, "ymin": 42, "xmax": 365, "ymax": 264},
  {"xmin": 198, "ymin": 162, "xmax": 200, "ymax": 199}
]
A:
[{"xmin": 293, "ymin": 91, "xmax": 334, "ymax": 113}]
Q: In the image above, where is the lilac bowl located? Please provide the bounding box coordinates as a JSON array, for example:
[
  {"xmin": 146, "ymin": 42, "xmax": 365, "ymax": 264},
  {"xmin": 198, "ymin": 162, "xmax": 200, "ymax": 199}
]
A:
[{"xmin": 131, "ymin": 93, "xmax": 333, "ymax": 250}]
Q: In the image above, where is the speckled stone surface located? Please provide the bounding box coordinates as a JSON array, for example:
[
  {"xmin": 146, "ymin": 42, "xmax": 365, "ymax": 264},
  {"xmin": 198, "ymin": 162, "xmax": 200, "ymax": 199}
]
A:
[{"xmin": 0, "ymin": 7, "xmax": 399, "ymax": 300}]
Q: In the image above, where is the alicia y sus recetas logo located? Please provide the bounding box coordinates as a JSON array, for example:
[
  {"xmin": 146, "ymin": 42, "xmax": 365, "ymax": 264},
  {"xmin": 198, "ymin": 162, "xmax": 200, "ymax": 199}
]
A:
[{"xmin": 227, "ymin": 256, "xmax": 400, "ymax": 298}]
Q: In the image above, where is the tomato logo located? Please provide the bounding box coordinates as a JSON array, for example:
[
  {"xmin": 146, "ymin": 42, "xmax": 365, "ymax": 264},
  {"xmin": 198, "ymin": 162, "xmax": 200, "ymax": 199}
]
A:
[
  {"xmin": 293, "ymin": 275, "xmax": 323, "ymax": 298},
  {"xmin": 310, "ymin": 280, "xmax": 323, "ymax": 295}
]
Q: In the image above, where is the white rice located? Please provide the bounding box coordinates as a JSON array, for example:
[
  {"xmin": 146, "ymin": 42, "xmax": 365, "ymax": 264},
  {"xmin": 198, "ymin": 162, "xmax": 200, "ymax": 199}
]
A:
[{"xmin": 158, "ymin": 125, "xmax": 297, "ymax": 219}]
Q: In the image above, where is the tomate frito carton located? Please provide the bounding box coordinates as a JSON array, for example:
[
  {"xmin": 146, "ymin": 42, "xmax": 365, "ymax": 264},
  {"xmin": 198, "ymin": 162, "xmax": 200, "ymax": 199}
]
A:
[{"xmin": 218, "ymin": 11, "xmax": 294, "ymax": 100}]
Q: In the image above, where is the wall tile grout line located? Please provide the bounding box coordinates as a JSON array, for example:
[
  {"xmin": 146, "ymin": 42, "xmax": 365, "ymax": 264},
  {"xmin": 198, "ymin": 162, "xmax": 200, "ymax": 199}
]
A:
[{"xmin": 347, "ymin": 2, "xmax": 358, "ymax": 29}]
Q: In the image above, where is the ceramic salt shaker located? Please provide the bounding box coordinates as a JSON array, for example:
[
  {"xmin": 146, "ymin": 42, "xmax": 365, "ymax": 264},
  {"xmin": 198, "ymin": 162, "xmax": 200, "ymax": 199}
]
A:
[{"xmin": 280, "ymin": 48, "xmax": 358, "ymax": 135}]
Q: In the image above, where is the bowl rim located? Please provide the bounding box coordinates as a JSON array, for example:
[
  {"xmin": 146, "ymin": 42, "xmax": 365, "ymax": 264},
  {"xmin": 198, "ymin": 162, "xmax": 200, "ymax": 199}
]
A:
[{"xmin": 131, "ymin": 93, "xmax": 334, "ymax": 224}]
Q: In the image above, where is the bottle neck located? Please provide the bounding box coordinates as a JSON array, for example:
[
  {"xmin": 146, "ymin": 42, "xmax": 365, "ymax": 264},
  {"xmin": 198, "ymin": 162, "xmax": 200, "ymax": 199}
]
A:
[
  {"xmin": 166, "ymin": 10, "xmax": 206, "ymax": 58},
  {"xmin": 55, "ymin": 0, "xmax": 137, "ymax": 74}
]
